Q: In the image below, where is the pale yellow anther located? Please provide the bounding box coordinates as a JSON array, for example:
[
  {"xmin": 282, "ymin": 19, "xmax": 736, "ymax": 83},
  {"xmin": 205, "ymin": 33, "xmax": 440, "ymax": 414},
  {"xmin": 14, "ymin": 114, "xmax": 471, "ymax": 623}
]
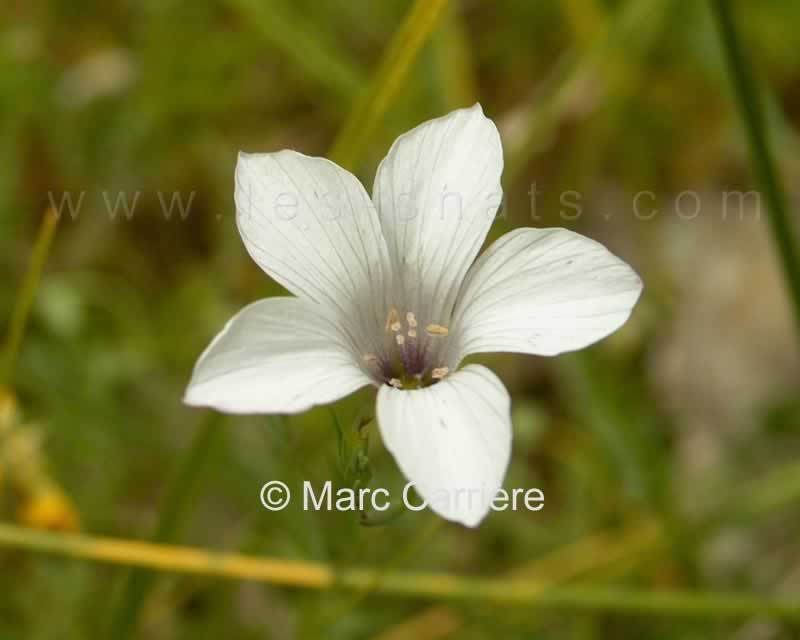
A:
[
  {"xmin": 390, "ymin": 321, "xmax": 402, "ymax": 332},
  {"xmin": 389, "ymin": 378, "xmax": 403, "ymax": 389},
  {"xmin": 395, "ymin": 334, "xmax": 405, "ymax": 346},
  {"xmin": 362, "ymin": 353, "xmax": 379, "ymax": 364},
  {"xmin": 431, "ymin": 367, "xmax": 449, "ymax": 379},
  {"xmin": 406, "ymin": 312, "xmax": 418, "ymax": 328},
  {"xmin": 385, "ymin": 308, "xmax": 400, "ymax": 333},
  {"xmin": 407, "ymin": 329, "xmax": 417, "ymax": 339},
  {"xmin": 425, "ymin": 323, "xmax": 449, "ymax": 337}
]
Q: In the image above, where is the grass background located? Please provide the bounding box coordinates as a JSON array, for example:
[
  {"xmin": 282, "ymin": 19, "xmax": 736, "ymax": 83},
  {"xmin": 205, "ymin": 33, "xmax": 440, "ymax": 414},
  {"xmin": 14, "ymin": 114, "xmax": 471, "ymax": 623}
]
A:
[{"xmin": 2, "ymin": 0, "xmax": 800, "ymax": 638}]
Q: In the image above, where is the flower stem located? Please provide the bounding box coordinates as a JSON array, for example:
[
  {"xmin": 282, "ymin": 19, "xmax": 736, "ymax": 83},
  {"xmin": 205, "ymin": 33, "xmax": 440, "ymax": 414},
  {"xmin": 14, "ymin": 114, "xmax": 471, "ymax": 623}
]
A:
[
  {"xmin": 329, "ymin": 0, "xmax": 449, "ymax": 171},
  {"xmin": 710, "ymin": 0, "xmax": 800, "ymax": 338},
  {"xmin": 106, "ymin": 413, "xmax": 223, "ymax": 639},
  {"xmin": 1, "ymin": 206, "xmax": 60, "ymax": 385},
  {"xmin": 0, "ymin": 522, "xmax": 798, "ymax": 620}
]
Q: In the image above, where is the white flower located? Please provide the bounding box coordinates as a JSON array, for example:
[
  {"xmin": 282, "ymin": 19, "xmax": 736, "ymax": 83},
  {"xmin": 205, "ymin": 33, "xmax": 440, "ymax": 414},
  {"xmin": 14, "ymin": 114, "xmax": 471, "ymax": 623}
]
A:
[{"xmin": 184, "ymin": 104, "xmax": 642, "ymax": 527}]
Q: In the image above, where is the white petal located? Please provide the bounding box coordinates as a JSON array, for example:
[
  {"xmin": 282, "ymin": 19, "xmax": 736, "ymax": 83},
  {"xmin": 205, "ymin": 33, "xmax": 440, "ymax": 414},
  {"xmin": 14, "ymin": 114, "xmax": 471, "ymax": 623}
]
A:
[
  {"xmin": 185, "ymin": 297, "xmax": 371, "ymax": 414},
  {"xmin": 235, "ymin": 150, "xmax": 390, "ymax": 318},
  {"xmin": 372, "ymin": 104, "xmax": 504, "ymax": 323},
  {"xmin": 448, "ymin": 228, "xmax": 643, "ymax": 363},
  {"xmin": 376, "ymin": 365, "xmax": 511, "ymax": 527}
]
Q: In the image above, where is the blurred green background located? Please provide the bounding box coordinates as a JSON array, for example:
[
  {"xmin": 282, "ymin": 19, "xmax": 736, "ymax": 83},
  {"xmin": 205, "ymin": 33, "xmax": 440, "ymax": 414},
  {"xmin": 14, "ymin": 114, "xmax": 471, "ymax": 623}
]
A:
[{"xmin": 2, "ymin": 0, "xmax": 800, "ymax": 638}]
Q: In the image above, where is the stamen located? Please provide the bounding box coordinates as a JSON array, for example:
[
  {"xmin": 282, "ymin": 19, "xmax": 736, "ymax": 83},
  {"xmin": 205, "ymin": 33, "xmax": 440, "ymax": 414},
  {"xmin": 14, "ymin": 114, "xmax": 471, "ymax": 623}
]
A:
[
  {"xmin": 378, "ymin": 309, "xmax": 451, "ymax": 386},
  {"xmin": 425, "ymin": 323, "xmax": 449, "ymax": 337},
  {"xmin": 385, "ymin": 308, "xmax": 400, "ymax": 333}
]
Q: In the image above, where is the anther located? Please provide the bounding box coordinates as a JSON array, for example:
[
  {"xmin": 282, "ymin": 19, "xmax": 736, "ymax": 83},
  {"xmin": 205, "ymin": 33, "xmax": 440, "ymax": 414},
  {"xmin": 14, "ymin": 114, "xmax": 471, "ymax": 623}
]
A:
[
  {"xmin": 385, "ymin": 308, "xmax": 400, "ymax": 333},
  {"xmin": 406, "ymin": 312, "xmax": 418, "ymax": 328},
  {"xmin": 389, "ymin": 378, "xmax": 403, "ymax": 388},
  {"xmin": 395, "ymin": 334, "xmax": 405, "ymax": 346},
  {"xmin": 362, "ymin": 353, "xmax": 379, "ymax": 363},
  {"xmin": 431, "ymin": 367, "xmax": 449, "ymax": 379},
  {"xmin": 407, "ymin": 329, "xmax": 417, "ymax": 339},
  {"xmin": 425, "ymin": 324, "xmax": 449, "ymax": 337}
]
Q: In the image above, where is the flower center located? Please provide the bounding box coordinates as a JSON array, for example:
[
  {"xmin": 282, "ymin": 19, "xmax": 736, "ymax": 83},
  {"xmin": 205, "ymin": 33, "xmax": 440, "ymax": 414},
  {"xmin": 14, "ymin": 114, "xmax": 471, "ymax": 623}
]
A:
[{"xmin": 362, "ymin": 308, "xmax": 450, "ymax": 389}]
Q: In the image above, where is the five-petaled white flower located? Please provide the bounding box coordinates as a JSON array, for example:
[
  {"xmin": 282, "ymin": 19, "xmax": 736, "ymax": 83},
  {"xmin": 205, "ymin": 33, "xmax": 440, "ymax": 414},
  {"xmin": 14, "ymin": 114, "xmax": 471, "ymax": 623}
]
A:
[{"xmin": 185, "ymin": 105, "xmax": 642, "ymax": 527}]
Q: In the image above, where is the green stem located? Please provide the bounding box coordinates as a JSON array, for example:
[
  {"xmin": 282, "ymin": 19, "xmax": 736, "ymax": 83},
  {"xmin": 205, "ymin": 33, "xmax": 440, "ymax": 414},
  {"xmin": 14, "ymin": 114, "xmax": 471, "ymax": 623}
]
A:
[
  {"xmin": 329, "ymin": 0, "xmax": 449, "ymax": 171},
  {"xmin": 106, "ymin": 413, "xmax": 222, "ymax": 639},
  {"xmin": 0, "ymin": 522, "xmax": 798, "ymax": 620},
  {"xmin": 710, "ymin": 0, "xmax": 800, "ymax": 338},
  {"xmin": 2, "ymin": 206, "xmax": 60, "ymax": 385},
  {"xmin": 556, "ymin": 354, "xmax": 651, "ymax": 503},
  {"xmin": 309, "ymin": 517, "xmax": 443, "ymax": 636}
]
